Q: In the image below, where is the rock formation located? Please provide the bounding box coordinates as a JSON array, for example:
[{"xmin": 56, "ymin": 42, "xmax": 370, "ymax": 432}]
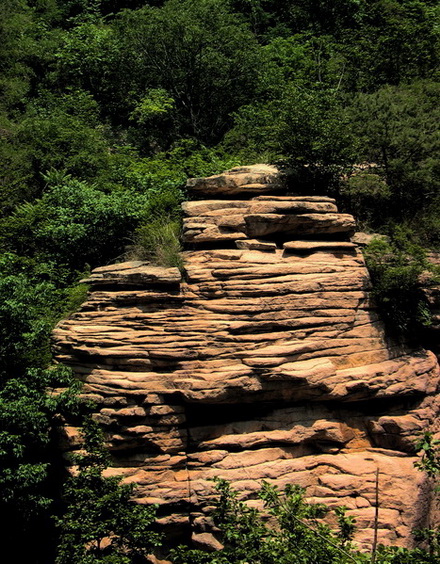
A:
[{"xmin": 53, "ymin": 165, "xmax": 440, "ymax": 550}]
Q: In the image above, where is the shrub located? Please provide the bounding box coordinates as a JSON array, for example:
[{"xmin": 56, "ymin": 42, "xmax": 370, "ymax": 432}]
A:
[
  {"xmin": 55, "ymin": 419, "xmax": 162, "ymax": 564},
  {"xmin": 0, "ymin": 364, "xmax": 82, "ymax": 563},
  {"xmin": 340, "ymin": 171, "xmax": 391, "ymax": 229},
  {"xmin": 132, "ymin": 217, "xmax": 183, "ymax": 270},
  {"xmin": 0, "ymin": 176, "xmax": 151, "ymax": 271},
  {"xmin": 170, "ymin": 478, "xmax": 440, "ymax": 564},
  {"xmin": 364, "ymin": 229, "xmax": 435, "ymax": 338},
  {"xmin": 349, "ymin": 81, "xmax": 440, "ymax": 223}
]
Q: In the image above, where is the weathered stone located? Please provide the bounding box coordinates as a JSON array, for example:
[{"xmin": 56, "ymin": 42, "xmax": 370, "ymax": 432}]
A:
[
  {"xmin": 235, "ymin": 239, "xmax": 276, "ymax": 251},
  {"xmin": 245, "ymin": 213, "xmax": 356, "ymax": 238},
  {"xmin": 182, "ymin": 197, "xmax": 353, "ymax": 244},
  {"xmin": 81, "ymin": 262, "xmax": 181, "ymax": 286},
  {"xmin": 254, "ymin": 195, "xmax": 336, "ymax": 203},
  {"xmin": 191, "ymin": 533, "xmax": 224, "ymax": 552},
  {"xmin": 182, "ymin": 201, "xmax": 249, "ymax": 216},
  {"xmin": 283, "ymin": 241, "xmax": 357, "ymax": 253},
  {"xmin": 182, "ymin": 199, "xmax": 338, "ymax": 217},
  {"xmin": 249, "ymin": 200, "xmax": 338, "ymax": 214},
  {"xmin": 351, "ymin": 232, "xmax": 389, "ymax": 247},
  {"xmin": 186, "ymin": 164, "xmax": 281, "ymax": 196},
  {"xmin": 53, "ymin": 165, "xmax": 440, "ymax": 552}
]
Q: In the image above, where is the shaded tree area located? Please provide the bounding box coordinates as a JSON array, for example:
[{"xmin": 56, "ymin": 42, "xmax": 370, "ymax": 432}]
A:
[
  {"xmin": 171, "ymin": 478, "xmax": 440, "ymax": 564},
  {"xmin": 0, "ymin": 0, "xmax": 439, "ymax": 561}
]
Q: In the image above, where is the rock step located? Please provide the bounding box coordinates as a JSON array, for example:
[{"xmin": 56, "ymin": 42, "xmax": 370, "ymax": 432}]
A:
[
  {"xmin": 182, "ymin": 199, "xmax": 338, "ymax": 217},
  {"xmin": 183, "ymin": 213, "xmax": 356, "ymax": 244},
  {"xmin": 245, "ymin": 213, "xmax": 356, "ymax": 238},
  {"xmin": 254, "ymin": 195, "xmax": 336, "ymax": 203},
  {"xmin": 81, "ymin": 262, "xmax": 181, "ymax": 286},
  {"xmin": 235, "ymin": 239, "xmax": 277, "ymax": 252},
  {"xmin": 283, "ymin": 241, "xmax": 357, "ymax": 253},
  {"xmin": 186, "ymin": 164, "xmax": 280, "ymax": 196}
]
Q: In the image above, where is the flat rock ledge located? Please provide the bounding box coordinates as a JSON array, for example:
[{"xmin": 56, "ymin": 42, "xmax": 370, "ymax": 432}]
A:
[
  {"xmin": 53, "ymin": 164, "xmax": 440, "ymax": 552},
  {"xmin": 81, "ymin": 262, "xmax": 181, "ymax": 286},
  {"xmin": 186, "ymin": 164, "xmax": 281, "ymax": 196}
]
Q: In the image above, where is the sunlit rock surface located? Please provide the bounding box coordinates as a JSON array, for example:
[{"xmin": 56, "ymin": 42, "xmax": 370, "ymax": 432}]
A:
[{"xmin": 53, "ymin": 165, "xmax": 440, "ymax": 550}]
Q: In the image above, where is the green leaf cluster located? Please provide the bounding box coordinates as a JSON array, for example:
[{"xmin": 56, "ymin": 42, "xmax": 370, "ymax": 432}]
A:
[
  {"xmin": 0, "ymin": 364, "xmax": 83, "ymax": 562},
  {"xmin": 170, "ymin": 479, "xmax": 437, "ymax": 564},
  {"xmin": 364, "ymin": 229, "xmax": 437, "ymax": 337},
  {"xmin": 55, "ymin": 419, "xmax": 162, "ymax": 564}
]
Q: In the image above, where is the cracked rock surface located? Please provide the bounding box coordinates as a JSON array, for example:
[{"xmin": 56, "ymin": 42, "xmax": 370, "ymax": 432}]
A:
[{"xmin": 53, "ymin": 165, "xmax": 440, "ymax": 550}]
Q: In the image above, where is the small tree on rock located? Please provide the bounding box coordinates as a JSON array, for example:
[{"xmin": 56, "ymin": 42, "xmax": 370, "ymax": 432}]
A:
[{"xmin": 55, "ymin": 418, "xmax": 162, "ymax": 564}]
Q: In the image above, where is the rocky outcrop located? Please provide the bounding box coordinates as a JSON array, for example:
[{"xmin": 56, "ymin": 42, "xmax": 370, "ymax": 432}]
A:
[{"xmin": 53, "ymin": 165, "xmax": 440, "ymax": 550}]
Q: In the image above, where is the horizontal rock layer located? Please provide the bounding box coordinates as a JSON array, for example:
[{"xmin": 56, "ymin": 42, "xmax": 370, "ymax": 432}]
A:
[
  {"xmin": 53, "ymin": 165, "xmax": 440, "ymax": 551},
  {"xmin": 182, "ymin": 196, "xmax": 355, "ymax": 244},
  {"xmin": 186, "ymin": 164, "xmax": 281, "ymax": 196}
]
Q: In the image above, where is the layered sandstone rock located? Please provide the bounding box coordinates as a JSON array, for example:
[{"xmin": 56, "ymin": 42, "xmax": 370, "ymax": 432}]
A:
[{"xmin": 53, "ymin": 165, "xmax": 440, "ymax": 551}]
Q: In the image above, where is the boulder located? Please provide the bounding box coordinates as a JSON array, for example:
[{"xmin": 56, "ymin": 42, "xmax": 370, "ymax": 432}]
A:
[{"xmin": 186, "ymin": 164, "xmax": 281, "ymax": 196}]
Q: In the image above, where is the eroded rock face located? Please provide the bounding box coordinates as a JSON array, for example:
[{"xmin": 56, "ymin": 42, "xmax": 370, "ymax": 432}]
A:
[
  {"xmin": 53, "ymin": 165, "xmax": 440, "ymax": 550},
  {"xmin": 186, "ymin": 164, "xmax": 281, "ymax": 196}
]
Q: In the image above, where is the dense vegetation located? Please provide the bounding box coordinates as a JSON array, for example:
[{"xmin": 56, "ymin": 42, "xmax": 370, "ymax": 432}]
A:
[
  {"xmin": 171, "ymin": 471, "xmax": 440, "ymax": 564},
  {"xmin": 0, "ymin": 0, "xmax": 439, "ymax": 561}
]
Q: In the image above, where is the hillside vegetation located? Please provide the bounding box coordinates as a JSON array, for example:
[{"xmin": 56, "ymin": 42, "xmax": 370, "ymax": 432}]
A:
[{"xmin": 0, "ymin": 0, "xmax": 439, "ymax": 562}]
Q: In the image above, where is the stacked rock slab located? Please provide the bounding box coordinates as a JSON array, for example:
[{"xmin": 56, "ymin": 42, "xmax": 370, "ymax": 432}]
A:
[{"xmin": 53, "ymin": 165, "xmax": 440, "ymax": 550}]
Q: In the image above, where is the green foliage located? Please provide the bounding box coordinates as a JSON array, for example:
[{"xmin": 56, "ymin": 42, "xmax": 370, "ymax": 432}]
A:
[
  {"xmin": 413, "ymin": 432, "xmax": 440, "ymax": 559},
  {"xmin": 224, "ymin": 88, "xmax": 353, "ymax": 184},
  {"xmin": 414, "ymin": 432, "xmax": 440, "ymax": 479},
  {"xmin": 233, "ymin": 0, "xmax": 440, "ymax": 89},
  {"xmin": 171, "ymin": 478, "xmax": 366, "ymax": 564},
  {"xmin": 0, "ymin": 366, "xmax": 81, "ymax": 510},
  {"xmin": 0, "ymin": 252, "xmax": 59, "ymax": 375},
  {"xmin": 224, "ymin": 32, "xmax": 355, "ymax": 179},
  {"xmin": 340, "ymin": 171, "xmax": 391, "ymax": 228},
  {"xmin": 51, "ymin": 20, "xmax": 123, "ymax": 116},
  {"xmin": 171, "ymin": 478, "xmax": 440, "ymax": 564},
  {"xmin": 171, "ymin": 479, "xmax": 432, "ymax": 564},
  {"xmin": 17, "ymin": 89, "xmax": 110, "ymax": 184},
  {"xmin": 1, "ymin": 176, "xmax": 151, "ymax": 270},
  {"xmin": 223, "ymin": 99, "xmax": 283, "ymax": 163},
  {"xmin": 132, "ymin": 218, "xmax": 183, "ymax": 269},
  {"xmin": 0, "ymin": 0, "xmax": 439, "ymax": 560},
  {"xmin": 0, "ymin": 364, "xmax": 83, "ymax": 562},
  {"xmin": 341, "ymin": 0, "xmax": 440, "ymax": 90},
  {"xmin": 335, "ymin": 506, "xmax": 357, "ymax": 545},
  {"xmin": 61, "ymin": 280, "xmax": 90, "ymax": 318},
  {"xmin": 349, "ymin": 81, "xmax": 440, "ymax": 221},
  {"xmin": 278, "ymin": 88, "xmax": 352, "ymax": 176},
  {"xmin": 131, "ymin": 89, "xmax": 175, "ymax": 124},
  {"xmin": 55, "ymin": 418, "xmax": 162, "ymax": 564},
  {"xmin": 116, "ymin": 0, "xmax": 262, "ymax": 143},
  {"xmin": 0, "ymin": 0, "xmax": 36, "ymax": 110},
  {"xmin": 104, "ymin": 140, "xmax": 239, "ymax": 195},
  {"xmin": 0, "ymin": 120, "xmax": 34, "ymax": 214},
  {"xmin": 413, "ymin": 200, "xmax": 440, "ymax": 249},
  {"xmin": 364, "ymin": 230, "xmax": 435, "ymax": 337}
]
